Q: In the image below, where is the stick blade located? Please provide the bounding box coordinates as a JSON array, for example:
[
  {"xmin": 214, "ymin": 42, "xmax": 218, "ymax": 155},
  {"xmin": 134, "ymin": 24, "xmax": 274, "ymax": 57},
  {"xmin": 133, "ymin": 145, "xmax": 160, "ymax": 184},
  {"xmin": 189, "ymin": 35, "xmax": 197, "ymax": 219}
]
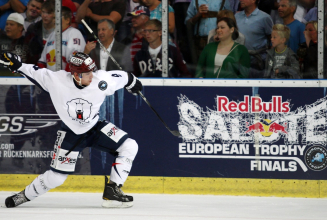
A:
[{"xmin": 170, "ymin": 130, "xmax": 181, "ymax": 137}]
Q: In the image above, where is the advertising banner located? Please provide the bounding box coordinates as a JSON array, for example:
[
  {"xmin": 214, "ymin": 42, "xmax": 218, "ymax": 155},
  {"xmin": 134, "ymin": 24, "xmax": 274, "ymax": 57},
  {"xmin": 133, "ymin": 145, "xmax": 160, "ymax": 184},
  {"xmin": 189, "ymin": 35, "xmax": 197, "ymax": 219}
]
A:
[
  {"xmin": 0, "ymin": 85, "xmax": 90, "ymax": 175},
  {"xmin": 122, "ymin": 85, "xmax": 327, "ymax": 180},
  {"xmin": 1, "ymin": 81, "xmax": 327, "ymax": 180}
]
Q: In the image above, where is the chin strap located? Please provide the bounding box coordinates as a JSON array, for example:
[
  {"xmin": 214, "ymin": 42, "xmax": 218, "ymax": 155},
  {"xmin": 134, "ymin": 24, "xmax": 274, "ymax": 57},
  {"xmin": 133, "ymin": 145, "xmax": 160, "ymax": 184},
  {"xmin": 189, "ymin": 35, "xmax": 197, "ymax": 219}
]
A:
[{"xmin": 72, "ymin": 75, "xmax": 85, "ymax": 87}]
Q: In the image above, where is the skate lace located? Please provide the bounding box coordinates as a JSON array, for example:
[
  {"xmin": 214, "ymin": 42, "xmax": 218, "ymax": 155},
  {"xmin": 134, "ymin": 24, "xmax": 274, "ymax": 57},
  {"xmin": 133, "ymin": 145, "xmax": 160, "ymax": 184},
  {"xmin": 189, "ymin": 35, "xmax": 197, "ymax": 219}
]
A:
[
  {"xmin": 116, "ymin": 186, "xmax": 125, "ymax": 196},
  {"xmin": 12, "ymin": 191, "xmax": 28, "ymax": 206}
]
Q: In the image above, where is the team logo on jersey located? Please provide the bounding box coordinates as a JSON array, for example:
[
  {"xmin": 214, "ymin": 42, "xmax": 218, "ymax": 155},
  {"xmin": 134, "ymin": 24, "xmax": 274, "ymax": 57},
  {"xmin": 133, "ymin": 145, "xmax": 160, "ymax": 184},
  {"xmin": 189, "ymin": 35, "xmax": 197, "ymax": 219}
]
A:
[
  {"xmin": 66, "ymin": 98, "xmax": 92, "ymax": 124},
  {"xmin": 305, "ymin": 145, "xmax": 327, "ymax": 171},
  {"xmin": 47, "ymin": 41, "xmax": 54, "ymax": 46},
  {"xmin": 46, "ymin": 49, "xmax": 56, "ymax": 66},
  {"xmin": 98, "ymin": 81, "xmax": 108, "ymax": 91}
]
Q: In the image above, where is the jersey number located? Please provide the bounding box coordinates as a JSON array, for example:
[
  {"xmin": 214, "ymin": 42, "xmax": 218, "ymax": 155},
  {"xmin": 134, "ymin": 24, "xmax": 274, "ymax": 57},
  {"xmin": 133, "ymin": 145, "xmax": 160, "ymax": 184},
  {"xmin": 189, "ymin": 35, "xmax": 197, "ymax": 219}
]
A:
[{"xmin": 73, "ymin": 38, "xmax": 80, "ymax": 45}]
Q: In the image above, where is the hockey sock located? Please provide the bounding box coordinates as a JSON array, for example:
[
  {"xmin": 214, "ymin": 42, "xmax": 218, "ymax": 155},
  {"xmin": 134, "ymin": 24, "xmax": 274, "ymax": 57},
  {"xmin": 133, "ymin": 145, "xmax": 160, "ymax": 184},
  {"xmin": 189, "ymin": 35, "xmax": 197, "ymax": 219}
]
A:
[
  {"xmin": 25, "ymin": 170, "xmax": 68, "ymax": 200},
  {"xmin": 110, "ymin": 138, "xmax": 138, "ymax": 186}
]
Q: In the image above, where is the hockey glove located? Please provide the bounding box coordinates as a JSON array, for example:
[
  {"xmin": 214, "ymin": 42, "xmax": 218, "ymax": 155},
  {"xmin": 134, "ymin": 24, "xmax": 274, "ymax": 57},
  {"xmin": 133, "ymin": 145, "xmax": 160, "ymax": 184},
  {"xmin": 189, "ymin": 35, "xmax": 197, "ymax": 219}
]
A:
[
  {"xmin": 0, "ymin": 52, "xmax": 22, "ymax": 72},
  {"xmin": 125, "ymin": 72, "xmax": 142, "ymax": 95}
]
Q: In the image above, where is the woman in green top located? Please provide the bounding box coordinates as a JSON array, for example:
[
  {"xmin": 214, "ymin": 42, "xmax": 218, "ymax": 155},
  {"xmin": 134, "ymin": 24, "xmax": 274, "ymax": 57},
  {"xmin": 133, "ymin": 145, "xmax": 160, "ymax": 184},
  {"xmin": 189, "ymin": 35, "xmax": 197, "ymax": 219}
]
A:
[{"xmin": 196, "ymin": 17, "xmax": 250, "ymax": 78}]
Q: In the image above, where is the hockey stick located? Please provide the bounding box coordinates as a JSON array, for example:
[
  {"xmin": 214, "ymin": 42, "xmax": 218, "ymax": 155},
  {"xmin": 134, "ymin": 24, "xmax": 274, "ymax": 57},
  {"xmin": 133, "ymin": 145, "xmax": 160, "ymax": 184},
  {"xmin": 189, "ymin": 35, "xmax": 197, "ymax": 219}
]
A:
[{"xmin": 81, "ymin": 19, "xmax": 181, "ymax": 137}]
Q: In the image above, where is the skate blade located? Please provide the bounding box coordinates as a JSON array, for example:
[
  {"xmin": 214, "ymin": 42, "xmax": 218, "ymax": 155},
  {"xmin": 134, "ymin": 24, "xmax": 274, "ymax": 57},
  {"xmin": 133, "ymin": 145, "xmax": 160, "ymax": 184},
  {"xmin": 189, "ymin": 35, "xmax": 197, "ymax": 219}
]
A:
[{"xmin": 102, "ymin": 200, "xmax": 133, "ymax": 208}]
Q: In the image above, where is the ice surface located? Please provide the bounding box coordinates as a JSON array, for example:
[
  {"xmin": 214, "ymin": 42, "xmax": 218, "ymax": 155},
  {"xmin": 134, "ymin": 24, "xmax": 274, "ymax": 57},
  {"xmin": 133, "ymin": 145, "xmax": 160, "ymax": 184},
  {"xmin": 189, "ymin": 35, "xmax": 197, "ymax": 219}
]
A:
[{"xmin": 0, "ymin": 191, "xmax": 326, "ymax": 220}]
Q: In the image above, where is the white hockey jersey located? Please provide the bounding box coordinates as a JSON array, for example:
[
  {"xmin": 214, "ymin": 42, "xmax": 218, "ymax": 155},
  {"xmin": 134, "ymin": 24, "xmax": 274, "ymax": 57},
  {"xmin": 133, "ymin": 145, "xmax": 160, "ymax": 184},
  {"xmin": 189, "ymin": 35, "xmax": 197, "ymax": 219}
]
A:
[
  {"xmin": 38, "ymin": 26, "xmax": 86, "ymax": 71},
  {"xmin": 18, "ymin": 63, "xmax": 129, "ymax": 135}
]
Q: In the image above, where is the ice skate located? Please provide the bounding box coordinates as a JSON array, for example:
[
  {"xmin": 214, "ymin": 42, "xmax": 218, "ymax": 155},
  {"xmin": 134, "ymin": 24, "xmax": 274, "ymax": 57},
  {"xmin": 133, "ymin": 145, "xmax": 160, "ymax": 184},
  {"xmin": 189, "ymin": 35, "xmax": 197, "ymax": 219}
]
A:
[
  {"xmin": 102, "ymin": 176, "xmax": 133, "ymax": 208},
  {"xmin": 5, "ymin": 190, "xmax": 30, "ymax": 208}
]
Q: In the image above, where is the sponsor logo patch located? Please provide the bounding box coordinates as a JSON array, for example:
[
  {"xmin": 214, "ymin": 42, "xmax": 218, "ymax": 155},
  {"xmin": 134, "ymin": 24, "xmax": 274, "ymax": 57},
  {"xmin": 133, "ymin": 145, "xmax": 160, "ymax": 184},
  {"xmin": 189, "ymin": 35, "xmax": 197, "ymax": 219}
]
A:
[
  {"xmin": 70, "ymin": 57, "xmax": 83, "ymax": 65},
  {"xmin": 305, "ymin": 145, "xmax": 327, "ymax": 171},
  {"xmin": 98, "ymin": 81, "xmax": 108, "ymax": 91},
  {"xmin": 101, "ymin": 122, "xmax": 127, "ymax": 143}
]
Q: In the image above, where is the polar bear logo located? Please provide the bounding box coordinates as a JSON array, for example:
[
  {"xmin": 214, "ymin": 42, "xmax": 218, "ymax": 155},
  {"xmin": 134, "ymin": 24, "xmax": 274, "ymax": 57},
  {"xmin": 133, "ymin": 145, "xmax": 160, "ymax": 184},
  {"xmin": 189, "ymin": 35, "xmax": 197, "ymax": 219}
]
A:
[{"xmin": 67, "ymin": 98, "xmax": 92, "ymax": 123}]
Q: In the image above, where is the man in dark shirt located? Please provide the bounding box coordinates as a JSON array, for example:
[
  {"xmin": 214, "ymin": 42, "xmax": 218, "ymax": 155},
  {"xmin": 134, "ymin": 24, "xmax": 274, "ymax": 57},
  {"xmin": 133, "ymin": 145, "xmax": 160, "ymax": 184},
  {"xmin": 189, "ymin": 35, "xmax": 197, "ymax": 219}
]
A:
[
  {"xmin": 133, "ymin": 19, "xmax": 192, "ymax": 78},
  {"xmin": 0, "ymin": 12, "xmax": 42, "ymax": 65},
  {"xmin": 76, "ymin": 0, "xmax": 126, "ymax": 40}
]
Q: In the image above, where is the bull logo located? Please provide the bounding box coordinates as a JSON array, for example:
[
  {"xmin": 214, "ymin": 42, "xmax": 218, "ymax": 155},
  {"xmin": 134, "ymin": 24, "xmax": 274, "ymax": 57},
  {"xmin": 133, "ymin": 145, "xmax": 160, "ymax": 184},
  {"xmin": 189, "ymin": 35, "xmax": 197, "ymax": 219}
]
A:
[
  {"xmin": 46, "ymin": 49, "xmax": 56, "ymax": 66},
  {"xmin": 67, "ymin": 98, "xmax": 92, "ymax": 123},
  {"xmin": 245, "ymin": 119, "xmax": 287, "ymax": 137}
]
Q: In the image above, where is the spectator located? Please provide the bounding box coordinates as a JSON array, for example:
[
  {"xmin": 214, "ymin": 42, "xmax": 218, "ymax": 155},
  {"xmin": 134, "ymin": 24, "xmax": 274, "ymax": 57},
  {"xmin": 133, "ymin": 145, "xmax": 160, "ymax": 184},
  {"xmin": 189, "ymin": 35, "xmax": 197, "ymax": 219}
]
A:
[
  {"xmin": 272, "ymin": 0, "xmax": 314, "ymax": 25},
  {"xmin": 278, "ymin": 0, "xmax": 305, "ymax": 54},
  {"xmin": 115, "ymin": 0, "xmax": 140, "ymax": 42},
  {"xmin": 0, "ymin": 0, "xmax": 29, "ymax": 30},
  {"xmin": 0, "ymin": 12, "xmax": 42, "ymax": 64},
  {"xmin": 297, "ymin": 20, "xmax": 317, "ymax": 79},
  {"xmin": 38, "ymin": 6, "xmax": 86, "ymax": 71},
  {"xmin": 133, "ymin": 19, "xmax": 192, "ymax": 77},
  {"xmin": 195, "ymin": 17, "xmax": 250, "ymax": 78},
  {"xmin": 235, "ymin": 0, "xmax": 273, "ymax": 78},
  {"xmin": 185, "ymin": 0, "xmax": 231, "ymax": 62},
  {"xmin": 207, "ymin": 9, "xmax": 245, "ymax": 45},
  {"xmin": 84, "ymin": 19, "xmax": 131, "ymax": 124},
  {"xmin": 19, "ymin": 0, "xmax": 43, "ymax": 31},
  {"xmin": 294, "ymin": 0, "xmax": 315, "ymax": 23},
  {"xmin": 173, "ymin": 0, "xmax": 192, "ymax": 64},
  {"xmin": 264, "ymin": 24, "xmax": 300, "ymax": 79},
  {"xmin": 0, "ymin": 13, "xmax": 42, "ymax": 115},
  {"xmin": 84, "ymin": 19, "xmax": 132, "ymax": 75},
  {"xmin": 121, "ymin": 5, "xmax": 150, "ymax": 62},
  {"xmin": 76, "ymin": 0, "xmax": 126, "ymax": 40},
  {"xmin": 26, "ymin": 0, "xmax": 76, "ymax": 44},
  {"xmin": 142, "ymin": 0, "xmax": 175, "ymax": 46},
  {"xmin": 142, "ymin": 0, "xmax": 175, "ymax": 33},
  {"xmin": 62, "ymin": 0, "xmax": 78, "ymax": 28},
  {"xmin": 26, "ymin": 0, "xmax": 55, "ymax": 47},
  {"xmin": 304, "ymin": 0, "xmax": 317, "ymax": 22},
  {"xmin": 2, "ymin": 13, "xmax": 25, "ymax": 44}
]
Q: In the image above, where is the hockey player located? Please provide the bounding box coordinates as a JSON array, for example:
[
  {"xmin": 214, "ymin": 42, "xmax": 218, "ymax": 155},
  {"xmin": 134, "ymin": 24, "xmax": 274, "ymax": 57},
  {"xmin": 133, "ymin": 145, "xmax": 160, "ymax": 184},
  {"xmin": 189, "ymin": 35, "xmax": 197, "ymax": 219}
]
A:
[{"xmin": 0, "ymin": 51, "xmax": 142, "ymax": 208}]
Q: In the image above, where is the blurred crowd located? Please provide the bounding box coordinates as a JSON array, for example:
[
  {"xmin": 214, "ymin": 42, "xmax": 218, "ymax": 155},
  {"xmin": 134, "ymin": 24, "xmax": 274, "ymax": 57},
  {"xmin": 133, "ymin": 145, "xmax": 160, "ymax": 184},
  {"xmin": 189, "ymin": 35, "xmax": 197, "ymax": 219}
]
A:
[{"xmin": 0, "ymin": 0, "xmax": 321, "ymax": 79}]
